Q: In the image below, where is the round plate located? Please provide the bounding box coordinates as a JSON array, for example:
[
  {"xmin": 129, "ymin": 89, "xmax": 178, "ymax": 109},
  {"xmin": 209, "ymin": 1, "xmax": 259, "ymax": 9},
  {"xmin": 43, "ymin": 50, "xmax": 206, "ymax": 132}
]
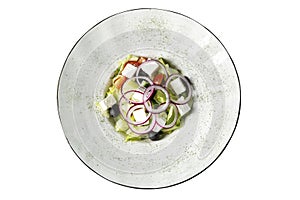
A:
[{"xmin": 57, "ymin": 8, "xmax": 241, "ymax": 189}]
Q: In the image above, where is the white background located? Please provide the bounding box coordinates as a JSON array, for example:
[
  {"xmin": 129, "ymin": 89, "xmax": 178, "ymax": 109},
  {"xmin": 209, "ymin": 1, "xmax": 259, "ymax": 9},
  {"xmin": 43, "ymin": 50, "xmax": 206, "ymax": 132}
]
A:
[{"xmin": 1, "ymin": 0, "xmax": 299, "ymax": 199}]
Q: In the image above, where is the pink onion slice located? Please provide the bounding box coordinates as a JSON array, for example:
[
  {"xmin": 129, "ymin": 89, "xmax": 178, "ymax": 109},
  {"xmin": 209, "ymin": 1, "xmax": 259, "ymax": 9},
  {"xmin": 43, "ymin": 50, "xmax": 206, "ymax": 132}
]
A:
[
  {"xmin": 165, "ymin": 74, "xmax": 192, "ymax": 105},
  {"xmin": 120, "ymin": 76, "xmax": 153, "ymax": 104},
  {"xmin": 128, "ymin": 114, "xmax": 157, "ymax": 135},
  {"xmin": 155, "ymin": 103, "xmax": 178, "ymax": 129},
  {"xmin": 143, "ymin": 85, "xmax": 170, "ymax": 114},
  {"xmin": 125, "ymin": 104, "xmax": 152, "ymax": 125}
]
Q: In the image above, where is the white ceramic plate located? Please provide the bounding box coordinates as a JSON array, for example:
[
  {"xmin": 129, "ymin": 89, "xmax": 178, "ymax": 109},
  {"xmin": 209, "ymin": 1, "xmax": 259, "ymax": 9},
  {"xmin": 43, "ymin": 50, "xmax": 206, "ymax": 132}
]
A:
[{"xmin": 57, "ymin": 8, "xmax": 241, "ymax": 188}]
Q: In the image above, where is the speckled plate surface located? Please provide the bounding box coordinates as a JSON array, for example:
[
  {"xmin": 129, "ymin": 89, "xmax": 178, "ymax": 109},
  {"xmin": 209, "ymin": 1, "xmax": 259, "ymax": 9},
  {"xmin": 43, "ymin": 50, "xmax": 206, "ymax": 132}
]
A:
[{"xmin": 57, "ymin": 8, "xmax": 241, "ymax": 188}]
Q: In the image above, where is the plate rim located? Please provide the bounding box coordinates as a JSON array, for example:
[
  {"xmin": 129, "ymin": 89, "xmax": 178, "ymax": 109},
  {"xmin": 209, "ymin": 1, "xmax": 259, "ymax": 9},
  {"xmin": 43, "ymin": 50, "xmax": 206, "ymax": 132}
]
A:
[{"xmin": 57, "ymin": 7, "xmax": 241, "ymax": 189}]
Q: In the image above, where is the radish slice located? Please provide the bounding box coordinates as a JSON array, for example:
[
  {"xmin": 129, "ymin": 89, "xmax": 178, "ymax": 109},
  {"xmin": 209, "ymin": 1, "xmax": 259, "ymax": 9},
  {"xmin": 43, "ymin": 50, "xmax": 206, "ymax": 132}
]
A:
[
  {"xmin": 143, "ymin": 85, "xmax": 170, "ymax": 114},
  {"xmin": 128, "ymin": 114, "xmax": 157, "ymax": 135},
  {"xmin": 165, "ymin": 74, "xmax": 192, "ymax": 105},
  {"xmin": 155, "ymin": 103, "xmax": 178, "ymax": 129},
  {"xmin": 125, "ymin": 104, "xmax": 152, "ymax": 125},
  {"xmin": 120, "ymin": 76, "xmax": 153, "ymax": 104}
]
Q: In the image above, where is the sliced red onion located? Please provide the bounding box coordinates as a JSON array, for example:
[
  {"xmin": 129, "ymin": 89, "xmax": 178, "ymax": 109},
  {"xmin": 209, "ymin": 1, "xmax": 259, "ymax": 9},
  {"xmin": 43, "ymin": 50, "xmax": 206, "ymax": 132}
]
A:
[
  {"xmin": 165, "ymin": 74, "xmax": 192, "ymax": 105},
  {"xmin": 143, "ymin": 86, "xmax": 155, "ymax": 100},
  {"xmin": 128, "ymin": 114, "xmax": 157, "ymax": 135},
  {"xmin": 118, "ymin": 93, "xmax": 133, "ymax": 120},
  {"xmin": 118, "ymin": 90, "xmax": 145, "ymax": 121},
  {"xmin": 125, "ymin": 104, "xmax": 152, "ymax": 125},
  {"xmin": 143, "ymin": 85, "xmax": 170, "ymax": 114},
  {"xmin": 120, "ymin": 77, "xmax": 153, "ymax": 104},
  {"xmin": 135, "ymin": 60, "xmax": 169, "ymax": 85},
  {"xmin": 155, "ymin": 103, "xmax": 178, "ymax": 129},
  {"xmin": 119, "ymin": 90, "xmax": 144, "ymax": 105}
]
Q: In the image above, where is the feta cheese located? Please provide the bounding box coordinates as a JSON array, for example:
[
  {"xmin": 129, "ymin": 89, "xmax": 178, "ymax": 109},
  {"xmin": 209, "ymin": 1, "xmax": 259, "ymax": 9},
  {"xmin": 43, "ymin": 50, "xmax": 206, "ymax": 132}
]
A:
[
  {"xmin": 152, "ymin": 117, "xmax": 166, "ymax": 132},
  {"xmin": 121, "ymin": 63, "xmax": 137, "ymax": 78},
  {"xmin": 152, "ymin": 125, "xmax": 161, "ymax": 133},
  {"xmin": 98, "ymin": 94, "xmax": 117, "ymax": 111},
  {"xmin": 99, "ymin": 101, "xmax": 108, "ymax": 111},
  {"xmin": 132, "ymin": 108, "xmax": 149, "ymax": 125},
  {"xmin": 177, "ymin": 103, "xmax": 191, "ymax": 116},
  {"xmin": 170, "ymin": 77, "xmax": 186, "ymax": 95},
  {"xmin": 176, "ymin": 97, "xmax": 191, "ymax": 116},
  {"xmin": 140, "ymin": 61, "xmax": 159, "ymax": 77}
]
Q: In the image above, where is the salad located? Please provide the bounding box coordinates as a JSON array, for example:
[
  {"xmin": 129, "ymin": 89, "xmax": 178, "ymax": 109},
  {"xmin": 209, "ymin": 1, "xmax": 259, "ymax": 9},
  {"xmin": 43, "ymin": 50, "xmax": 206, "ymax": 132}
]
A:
[{"xmin": 95, "ymin": 55, "xmax": 193, "ymax": 142}]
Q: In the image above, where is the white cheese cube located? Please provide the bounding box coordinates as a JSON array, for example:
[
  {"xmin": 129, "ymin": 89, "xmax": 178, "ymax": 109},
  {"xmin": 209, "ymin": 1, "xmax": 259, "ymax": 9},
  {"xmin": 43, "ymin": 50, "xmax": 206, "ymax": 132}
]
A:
[
  {"xmin": 99, "ymin": 101, "xmax": 108, "ymax": 111},
  {"xmin": 140, "ymin": 61, "xmax": 159, "ymax": 77},
  {"xmin": 106, "ymin": 94, "xmax": 117, "ymax": 107},
  {"xmin": 170, "ymin": 78, "xmax": 186, "ymax": 95},
  {"xmin": 121, "ymin": 63, "xmax": 137, "ymax": 78},
  {"xmin": 177, "ymin": 103, "xmax": 191, "ymax": 116},
  {"xmin": 152, "ymin": 117, "xmax": 166, "ymax": 132},
  {"xmin": 98, "ymin": 94, "xmax": 117, "ymax": 111},
  {"xmin": 132, "ymin": 108, "xmax": 149, "ymax": 125},
  {"xmin": 152, "ymin": 125, "xmax": 162, "ymax": 133},
  {"xmin": 177, "ymin": 97, "xmax": 191, "ymax": 116}
]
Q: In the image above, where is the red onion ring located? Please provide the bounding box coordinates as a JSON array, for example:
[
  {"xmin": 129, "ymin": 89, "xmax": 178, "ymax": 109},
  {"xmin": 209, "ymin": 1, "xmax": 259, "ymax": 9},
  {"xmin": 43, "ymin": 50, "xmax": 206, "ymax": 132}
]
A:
[
  {"xmin": 165, "ymin": 74, "xmax": 192, "ymax": 105},
  {"xmin": 118, "ymin": 94, "xmax": 133, "ymax": 121},
  {"xmin": 118, "ymin": 90, "xmax": 145, "ymax": 121},
  {"xmin": 125, "ymin": 104, "xmax": 152, "ymax": 125},
  {"xmin": 128, "ymin": 114, "xmax": 157, "ymax": 135},
  {"xmin": 155, "ymin": 103, "xmax": 178, "ymax": 129},
  {"xmin": 120, "ymin": 76, "xmax": 153, "ymax": 104},
  {"xmin": 143, "ymin": 85, "xmax": 170, "ymax": 114},
  {"xmin": 119, "ymin": 89, "xmax": 144, "ymax": 105}
]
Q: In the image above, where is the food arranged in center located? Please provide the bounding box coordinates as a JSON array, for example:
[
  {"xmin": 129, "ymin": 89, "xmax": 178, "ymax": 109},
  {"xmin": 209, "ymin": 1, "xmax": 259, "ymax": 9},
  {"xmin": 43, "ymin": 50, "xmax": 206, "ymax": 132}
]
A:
[{"xmin": 96, "ymin": 55, "xmax": 193, "ymax": 141}]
